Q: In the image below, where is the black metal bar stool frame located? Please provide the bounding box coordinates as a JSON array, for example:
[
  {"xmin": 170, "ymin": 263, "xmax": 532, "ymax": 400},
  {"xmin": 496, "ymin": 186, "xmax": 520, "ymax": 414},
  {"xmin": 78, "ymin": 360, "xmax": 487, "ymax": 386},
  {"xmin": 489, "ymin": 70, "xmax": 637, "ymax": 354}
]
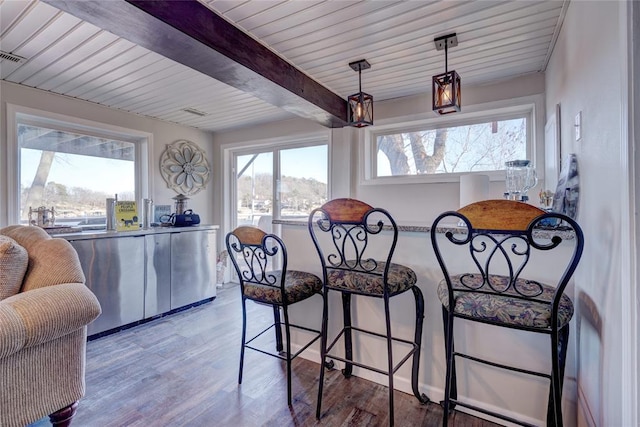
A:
[
  {"xmin": 430, "ymin": 200, "xmax": 584, "ymax": 427},
  {"xmin": 226, "ymin": 226, "xmax": 323, "ymax": 407},
  {"xmin": 309, "ymin": 198, "xmax": 430, "ymax": 426}
]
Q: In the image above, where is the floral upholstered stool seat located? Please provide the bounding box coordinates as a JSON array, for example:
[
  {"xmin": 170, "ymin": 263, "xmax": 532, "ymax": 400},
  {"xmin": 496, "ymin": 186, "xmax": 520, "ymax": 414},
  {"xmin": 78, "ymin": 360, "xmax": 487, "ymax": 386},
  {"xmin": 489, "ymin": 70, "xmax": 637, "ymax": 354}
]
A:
[
  {"xmin": 242, "ymin": 269, "xmax": 322, "ymax": 304},
  {"xmin": 437, "ymin": 273, "xmax": 574, "ymax": 329},
  {"xmin": 326, "ymin": 261, "xmax": 416, "ymax": 296}
]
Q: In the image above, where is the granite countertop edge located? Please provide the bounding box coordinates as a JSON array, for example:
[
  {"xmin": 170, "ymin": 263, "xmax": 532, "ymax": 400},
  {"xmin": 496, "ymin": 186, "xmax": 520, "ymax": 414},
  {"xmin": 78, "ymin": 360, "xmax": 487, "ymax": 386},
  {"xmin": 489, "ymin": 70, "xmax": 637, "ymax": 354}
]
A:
[{"xmin": 272, "ymin": 219, "xmax": 575, "ymax": 240}]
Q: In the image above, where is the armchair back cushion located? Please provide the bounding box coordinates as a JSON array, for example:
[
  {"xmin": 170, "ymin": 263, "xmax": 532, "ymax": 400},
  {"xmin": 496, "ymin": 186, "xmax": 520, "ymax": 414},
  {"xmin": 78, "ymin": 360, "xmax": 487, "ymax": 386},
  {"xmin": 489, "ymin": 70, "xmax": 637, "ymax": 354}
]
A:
[
  {"xmin": 0, "ymin": 235, "xmax": 28, "ymax": 300},
  {"xmin": 0, "ymin": 225, "xmax": 85, "ymax": 292}
]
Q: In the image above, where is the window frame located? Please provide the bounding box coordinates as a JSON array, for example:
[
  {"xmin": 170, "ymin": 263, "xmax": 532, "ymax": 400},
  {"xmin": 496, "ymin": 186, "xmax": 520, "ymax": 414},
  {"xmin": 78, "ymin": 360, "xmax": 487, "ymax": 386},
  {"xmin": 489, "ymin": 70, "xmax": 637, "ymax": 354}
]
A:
[
  {"xmin": 223, "ymin": 132, "xmax": 330, "ymax": 233},
  {"xmin": 6, "ymin": 104, "xmax": 152, "ymax": 225},
  {"xmin": 361, "ymin": 95, "xmax": 543, "ymax": 185}
]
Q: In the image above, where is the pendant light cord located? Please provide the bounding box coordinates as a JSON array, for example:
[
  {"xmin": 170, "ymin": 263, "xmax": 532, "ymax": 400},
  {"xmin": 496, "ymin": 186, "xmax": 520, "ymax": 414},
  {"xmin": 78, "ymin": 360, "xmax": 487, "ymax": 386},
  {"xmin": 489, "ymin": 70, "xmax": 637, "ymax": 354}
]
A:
[{"xmin": 444, "ymin": 42, "xmax": 448, "ymax": 73}]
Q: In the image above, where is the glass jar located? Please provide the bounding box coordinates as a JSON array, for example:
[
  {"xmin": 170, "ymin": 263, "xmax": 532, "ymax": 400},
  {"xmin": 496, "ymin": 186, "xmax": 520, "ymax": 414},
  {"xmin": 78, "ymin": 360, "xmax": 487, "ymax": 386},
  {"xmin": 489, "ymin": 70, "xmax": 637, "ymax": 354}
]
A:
[{"xmin": 505, "ymin": 160, "xmax": 538, "ymax": 201}]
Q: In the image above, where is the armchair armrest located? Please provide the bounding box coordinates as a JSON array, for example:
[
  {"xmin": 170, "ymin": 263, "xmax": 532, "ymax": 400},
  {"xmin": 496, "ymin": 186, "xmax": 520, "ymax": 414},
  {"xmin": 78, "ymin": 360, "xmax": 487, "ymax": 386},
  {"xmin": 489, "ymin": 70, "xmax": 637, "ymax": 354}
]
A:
[{"xmin": 0, "ymin": 283, "xmax": 101, "ymax": 358}]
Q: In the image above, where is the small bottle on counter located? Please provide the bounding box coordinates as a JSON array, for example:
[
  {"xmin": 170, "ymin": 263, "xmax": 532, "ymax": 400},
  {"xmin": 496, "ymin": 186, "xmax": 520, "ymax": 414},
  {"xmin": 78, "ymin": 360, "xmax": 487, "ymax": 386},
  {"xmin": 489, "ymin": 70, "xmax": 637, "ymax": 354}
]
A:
[
  {"xmin": 142, "ymin": 198, "xmax": 153, "ymax": 229},
  {"xmin": 106, "ymin": 198, "xmax": 117, "ymax": 231}
]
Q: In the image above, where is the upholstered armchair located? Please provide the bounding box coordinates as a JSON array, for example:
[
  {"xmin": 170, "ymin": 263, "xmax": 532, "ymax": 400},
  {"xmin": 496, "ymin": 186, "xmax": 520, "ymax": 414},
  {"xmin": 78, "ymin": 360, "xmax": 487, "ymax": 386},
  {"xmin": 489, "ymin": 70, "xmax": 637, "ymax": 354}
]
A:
[{"xmin": 0, "ymin": 225, "xmax": 101, "ymax": 427}]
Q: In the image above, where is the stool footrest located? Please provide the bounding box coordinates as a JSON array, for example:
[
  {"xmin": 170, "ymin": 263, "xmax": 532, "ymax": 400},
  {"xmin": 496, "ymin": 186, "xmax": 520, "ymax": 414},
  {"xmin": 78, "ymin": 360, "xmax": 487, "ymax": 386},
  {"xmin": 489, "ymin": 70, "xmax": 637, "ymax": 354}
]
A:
[
  {"xmin": 454, "ymin": 351, "xmax": 552, "ymax": 380},
  {"xmin": 246, "ymin": 322, "xmax": 322, "ymax": 361},
  {"xmin": 325, "ymin": 325, "xmax": 419, "ymax": 375},
  {"xmin": 447, "ymin": 398, "xmax": 537, "ymax": 427}
]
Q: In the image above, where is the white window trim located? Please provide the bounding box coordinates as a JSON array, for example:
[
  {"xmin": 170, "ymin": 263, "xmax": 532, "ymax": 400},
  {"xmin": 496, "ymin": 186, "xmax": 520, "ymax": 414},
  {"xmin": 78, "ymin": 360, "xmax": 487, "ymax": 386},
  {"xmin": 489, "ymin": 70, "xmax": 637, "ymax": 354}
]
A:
[
  {"xmin": 6, "ymin": 103, "xmax": 153, "ymax": 225},
  {"xmin": 360, "ymin": 94, "xmax": 544, "ymax": 186}
]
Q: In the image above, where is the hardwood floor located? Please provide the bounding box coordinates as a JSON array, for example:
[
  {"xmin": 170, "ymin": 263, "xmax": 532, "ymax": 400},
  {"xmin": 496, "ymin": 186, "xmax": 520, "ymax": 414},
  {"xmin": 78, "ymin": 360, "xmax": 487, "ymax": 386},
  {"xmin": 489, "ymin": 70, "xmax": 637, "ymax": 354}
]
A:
[{"xmin": 33, "ymin": 283, "xmax": 500, "ymax": 427}]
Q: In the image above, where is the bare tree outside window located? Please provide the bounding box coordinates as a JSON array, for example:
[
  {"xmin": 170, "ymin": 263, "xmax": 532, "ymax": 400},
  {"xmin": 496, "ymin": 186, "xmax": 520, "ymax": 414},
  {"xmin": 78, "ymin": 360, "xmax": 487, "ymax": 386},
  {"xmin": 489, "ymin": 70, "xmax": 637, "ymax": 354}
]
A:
[{"xmin": 376, "ymin": 118, "xmax": 527, "ymax": 177}]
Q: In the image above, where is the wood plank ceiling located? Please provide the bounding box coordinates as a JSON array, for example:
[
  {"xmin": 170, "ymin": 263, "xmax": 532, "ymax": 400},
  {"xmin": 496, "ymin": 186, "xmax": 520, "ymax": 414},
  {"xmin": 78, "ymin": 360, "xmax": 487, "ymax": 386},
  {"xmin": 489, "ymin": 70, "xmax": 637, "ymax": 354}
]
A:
[{"xmin": 0, "ymin": 0, "xmax": 567, "ymax": 133}]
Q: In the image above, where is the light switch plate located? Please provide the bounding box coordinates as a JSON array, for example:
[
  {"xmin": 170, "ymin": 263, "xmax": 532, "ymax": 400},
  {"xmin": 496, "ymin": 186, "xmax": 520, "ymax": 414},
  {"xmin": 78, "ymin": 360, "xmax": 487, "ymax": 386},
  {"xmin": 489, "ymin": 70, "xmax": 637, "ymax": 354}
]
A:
[{"xmin": 575, "ymin": 111, "xmax": 582, "ymax": 141}]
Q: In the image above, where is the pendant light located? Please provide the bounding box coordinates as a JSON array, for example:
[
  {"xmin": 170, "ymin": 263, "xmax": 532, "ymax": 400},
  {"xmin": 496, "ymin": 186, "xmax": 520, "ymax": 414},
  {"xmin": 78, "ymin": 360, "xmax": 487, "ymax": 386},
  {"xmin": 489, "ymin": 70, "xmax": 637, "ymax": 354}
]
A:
[
  {"xmin": 432, "ymin": 33, "xmax": 461, "ymax": 115},
  {"xmin": 347, "ymin": 59, "xmax": 373, "ymax": 127}
]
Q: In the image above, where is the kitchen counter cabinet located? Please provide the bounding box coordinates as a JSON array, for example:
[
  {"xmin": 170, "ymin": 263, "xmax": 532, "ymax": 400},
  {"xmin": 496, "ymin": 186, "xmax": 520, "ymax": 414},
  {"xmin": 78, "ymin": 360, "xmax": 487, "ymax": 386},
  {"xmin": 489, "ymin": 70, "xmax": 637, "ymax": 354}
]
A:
[
  {"xmin": 170, "ymin": 229, "xmax": 217, "ymax": 310},
  {"xmin": 64, "ymin": 225, "xmax": 218, "ymax": 336},
  {"xmin": 69, "ymin": 236, "xmax": 146, "ymax": 336},
  {"xmin": 145, "ymin": 233, "xmax": 171, "ymax": 317}
]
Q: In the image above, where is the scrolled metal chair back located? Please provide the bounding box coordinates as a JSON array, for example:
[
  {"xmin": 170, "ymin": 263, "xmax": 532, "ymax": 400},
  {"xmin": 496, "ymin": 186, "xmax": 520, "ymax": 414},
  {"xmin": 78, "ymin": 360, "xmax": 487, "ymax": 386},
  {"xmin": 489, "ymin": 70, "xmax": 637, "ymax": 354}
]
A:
[
  {"xmin": 226, "ymin": 226, "xmax": 287, "ymax": 292},
  {"xmin": 431, "ymin": 200, "xmax": 584, "ymax": 318},
  {"xmin": 308, "ymin": 198, "xmax": 398, "ymax": 285}
]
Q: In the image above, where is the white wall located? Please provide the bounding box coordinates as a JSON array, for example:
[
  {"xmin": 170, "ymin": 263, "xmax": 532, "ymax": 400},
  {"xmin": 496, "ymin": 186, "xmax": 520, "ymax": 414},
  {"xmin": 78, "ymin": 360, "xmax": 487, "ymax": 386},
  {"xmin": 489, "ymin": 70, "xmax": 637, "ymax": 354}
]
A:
[
  {"xmin": 545, "ymin": 1, "xmax": 637, "ymax": 426},
  {"xmin": 0, "ymin": 81, "xmax": 215, "ymax": 227}
]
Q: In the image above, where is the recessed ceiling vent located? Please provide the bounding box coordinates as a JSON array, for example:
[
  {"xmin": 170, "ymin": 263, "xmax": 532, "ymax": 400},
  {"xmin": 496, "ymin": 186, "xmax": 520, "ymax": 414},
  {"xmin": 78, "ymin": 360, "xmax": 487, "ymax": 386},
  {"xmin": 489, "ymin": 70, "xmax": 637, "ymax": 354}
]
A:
[
  {"xmin": 182, "ymin": 107, "xmax": 208, "ymax": 117},
  {"xmin": 0, "ymin": 50, "xmax": 26, "ymax": 64}
]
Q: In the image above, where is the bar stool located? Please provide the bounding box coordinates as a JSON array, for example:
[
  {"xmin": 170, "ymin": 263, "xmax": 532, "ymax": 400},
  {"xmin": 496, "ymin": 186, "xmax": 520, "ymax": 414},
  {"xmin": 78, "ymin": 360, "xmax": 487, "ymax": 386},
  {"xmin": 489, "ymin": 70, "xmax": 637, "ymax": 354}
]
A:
[
  {"xmin": 226, "ymin": 226, "xmax": 323, "ymax": 406},
  {"xmin": 309, "ymin": 198, "xmax": 430, "ymax": 426},
  {"xmin": 430, "ymin": 200, "xmax": 584, "ymax": 426}
]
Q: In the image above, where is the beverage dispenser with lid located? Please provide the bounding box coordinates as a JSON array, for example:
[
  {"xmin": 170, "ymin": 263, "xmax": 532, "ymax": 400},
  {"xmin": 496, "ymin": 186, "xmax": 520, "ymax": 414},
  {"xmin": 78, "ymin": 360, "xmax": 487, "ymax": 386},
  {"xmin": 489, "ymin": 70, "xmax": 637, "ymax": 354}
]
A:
[{"xmin": 505, "ymin": 160, "xmax": 538, "ymax": 202}]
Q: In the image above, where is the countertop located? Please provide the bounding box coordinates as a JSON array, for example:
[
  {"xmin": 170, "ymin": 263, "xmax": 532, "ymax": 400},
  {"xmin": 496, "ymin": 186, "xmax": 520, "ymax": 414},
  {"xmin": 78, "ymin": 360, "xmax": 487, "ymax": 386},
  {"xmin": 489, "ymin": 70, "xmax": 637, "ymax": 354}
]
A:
[
  {"xmin": 273, "ymin": 219, "xmax": 576, "ymax": 240},
  {"xmin": 53, "ymin": 224, "xmax": 219, "ymax": 241}
]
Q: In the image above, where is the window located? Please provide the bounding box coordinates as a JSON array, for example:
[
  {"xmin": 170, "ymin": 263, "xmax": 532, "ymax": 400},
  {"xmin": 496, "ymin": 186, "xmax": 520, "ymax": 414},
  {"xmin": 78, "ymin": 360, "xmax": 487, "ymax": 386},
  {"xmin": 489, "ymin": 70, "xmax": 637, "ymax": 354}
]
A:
[
  {"xmin": 366, "ymin": 103, "xmax": 535, "ymax": 183},
  {"xmin": 8, "ymin": 105, "xmax": 150, "ymax": 227},
  {"xmin": 236, "ymin": 151, "xmax": 273, "ymax": 228},
  {"xmin": 232, "ymin": 140, "xmax": 328, "ymax": 231},
  {"xmin": 278, "ymin": 145, "xmax": 328, "ymax": 218}
]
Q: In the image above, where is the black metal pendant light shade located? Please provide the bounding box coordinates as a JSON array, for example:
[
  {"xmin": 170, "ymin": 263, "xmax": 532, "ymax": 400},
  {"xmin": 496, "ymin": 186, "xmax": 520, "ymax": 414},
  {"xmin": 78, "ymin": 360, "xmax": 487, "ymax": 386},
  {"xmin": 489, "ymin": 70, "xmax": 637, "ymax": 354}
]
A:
[
  {"xmin": 347, "ymin": 59, "xmax": 373, "ymax": 127},
  {"xmin": 432, "ymin": 33, "xmax": 461, "ymax": 115}
]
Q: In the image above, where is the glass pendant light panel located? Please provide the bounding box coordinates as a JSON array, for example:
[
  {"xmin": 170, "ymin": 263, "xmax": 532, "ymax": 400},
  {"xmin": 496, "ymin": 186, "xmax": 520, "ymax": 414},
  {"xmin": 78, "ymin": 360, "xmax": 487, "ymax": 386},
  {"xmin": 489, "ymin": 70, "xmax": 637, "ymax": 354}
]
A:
[
  {"xmin": 348, "ymin": 92, "xmax": 373, "ymax": 127},
  {"xmin": 432, "ymin": 70, "xmax": 461, "ymax": 115}
]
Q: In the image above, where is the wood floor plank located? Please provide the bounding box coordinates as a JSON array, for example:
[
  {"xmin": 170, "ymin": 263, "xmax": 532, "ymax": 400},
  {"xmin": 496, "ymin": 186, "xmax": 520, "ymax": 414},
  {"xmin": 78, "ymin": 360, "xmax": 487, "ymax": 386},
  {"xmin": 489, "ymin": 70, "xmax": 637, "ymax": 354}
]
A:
[{"xmin": 28, "ymin": 283, "xmax": 501, "ymax": 427}]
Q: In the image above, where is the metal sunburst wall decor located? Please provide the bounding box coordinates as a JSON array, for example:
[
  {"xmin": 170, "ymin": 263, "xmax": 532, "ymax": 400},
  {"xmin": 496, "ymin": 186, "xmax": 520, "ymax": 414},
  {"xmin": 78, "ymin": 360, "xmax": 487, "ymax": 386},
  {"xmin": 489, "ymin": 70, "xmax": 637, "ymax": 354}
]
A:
[{"xmin": 160, "ymin": 140, "xmax": 211, "ymax": 195}]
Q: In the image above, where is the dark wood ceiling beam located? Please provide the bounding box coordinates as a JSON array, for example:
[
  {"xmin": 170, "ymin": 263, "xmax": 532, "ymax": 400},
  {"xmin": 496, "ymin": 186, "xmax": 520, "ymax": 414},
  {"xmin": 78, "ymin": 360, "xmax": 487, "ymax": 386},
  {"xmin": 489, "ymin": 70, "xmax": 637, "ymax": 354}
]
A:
[{"xmin": 43, "ymin": 0, "xmax": 348, "ymax": 128}]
